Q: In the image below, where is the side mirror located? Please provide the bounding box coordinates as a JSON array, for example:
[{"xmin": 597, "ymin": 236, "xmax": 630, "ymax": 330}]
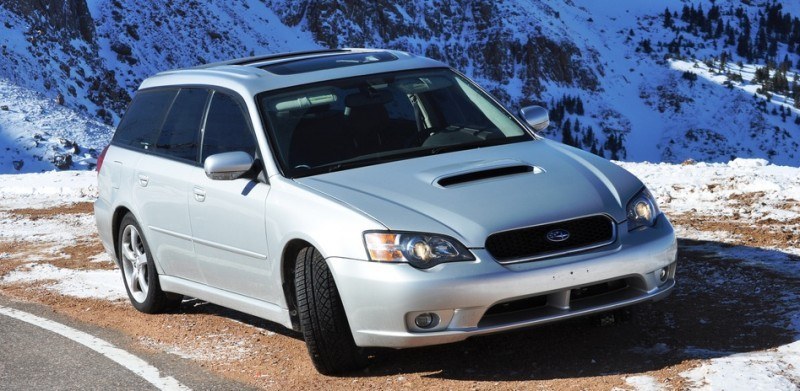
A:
[
  {"xmin": 204, "ymin": 151, "xmax": 254, "ymax": 180},
  {"xmin": 519, "ymin": 105, "xmax": 550, "ymax": 131}
]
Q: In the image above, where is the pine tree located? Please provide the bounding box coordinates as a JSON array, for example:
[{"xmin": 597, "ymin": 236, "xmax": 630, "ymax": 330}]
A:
[
  {"xmin": 736, "ymin": 32, "xmax": 750, "ymax": 58},
  {"xmin": 768, "ymin": 39, "xmax": 778, "ymax": 58},
  {"xmin": 576, "ymin": 98, "xmax": 584, "ymax": 115},
  {"xmin": 663, "ymin": 7, "xmax": 673, "ymax": 28},
  {"xmin": 756, "ymin": 28, "xmax": 768, "ymax": 57},
  {"xmin": 562, "ymin": 119, "xmax": 573, "ymax": 146},
  {"xmin": 584, "ymin": 125, "xmax": 595, "ymax": 146}
]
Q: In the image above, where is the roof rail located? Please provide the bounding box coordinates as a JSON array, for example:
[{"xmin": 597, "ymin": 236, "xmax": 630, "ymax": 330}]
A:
[{"xmin": 194, "ymin": 49, "xmax": 352, "ymax": 69}]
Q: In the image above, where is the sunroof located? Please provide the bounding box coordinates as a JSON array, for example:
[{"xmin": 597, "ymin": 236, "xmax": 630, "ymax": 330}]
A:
[{"xmin": 261, "ymin": 52, "xmax": 398, "ymax": 75}]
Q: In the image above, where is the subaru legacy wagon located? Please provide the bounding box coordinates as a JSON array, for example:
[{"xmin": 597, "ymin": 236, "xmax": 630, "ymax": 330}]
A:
[{"xmin": 94, "ymin": 48, "xmax": 677, "ymax": 374}]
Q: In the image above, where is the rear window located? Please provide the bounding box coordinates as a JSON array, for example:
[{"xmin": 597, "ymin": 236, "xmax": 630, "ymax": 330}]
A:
[
  {"xmin": 154, "ymin": 88, "xmax": 209, "ymax": 162},
  {"xmin": 113, "ymin": 89, "xmax": 177, "ymax": 150}
]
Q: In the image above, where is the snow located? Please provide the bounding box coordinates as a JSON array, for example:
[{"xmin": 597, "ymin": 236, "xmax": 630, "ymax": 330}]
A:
[
  {"xmin": 4, "ymin": 0, "xmax": 799, "ymax": 168},
  {"xmin": 0, "ymin": 170, "xmax": 97, "ymax": 209},
  {"xmin": 623, "ymin": 375, "xmax": 665, "ymax": 391},
  {"xmin": 619, "ymin": 159, "xmax": 800, "ymax": 232},
  {"xmin": 0, "ymin": 211, "xmax": 97, "ymax": 247},
  {"xmin": 681, "ymin": 344, "xmax": 800, "ymax": 391},
  {"xmin": 2, "ymin": 263, "xmax": 125, "ymax": 301},
  {"xmin": 0, "ymin": 79, "xmax": 112, "ymax": 173}
]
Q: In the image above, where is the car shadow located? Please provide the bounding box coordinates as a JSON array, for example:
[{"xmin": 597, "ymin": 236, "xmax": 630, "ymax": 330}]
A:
[
  {"xmin": 175, "ymin": 298, "xmax": 304, "ymax": 341},
  {"xmin": 173, "ymin": 238, "xmax": 800, "ymax": 381}
]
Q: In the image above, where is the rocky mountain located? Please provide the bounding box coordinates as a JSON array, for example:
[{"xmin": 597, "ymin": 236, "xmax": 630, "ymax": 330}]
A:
[{"xmin": 0, "ymin": 0, "xmax": 798, "ymax": 172}]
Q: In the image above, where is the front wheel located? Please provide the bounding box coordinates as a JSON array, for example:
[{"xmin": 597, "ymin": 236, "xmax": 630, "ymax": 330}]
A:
[
  {"xmin": 294, "ymin": 246, "xmax": 367, "ymax": 375},
  {"xmin": 118, "ymin": 213, "xmax": 182, "ymax": 313}
]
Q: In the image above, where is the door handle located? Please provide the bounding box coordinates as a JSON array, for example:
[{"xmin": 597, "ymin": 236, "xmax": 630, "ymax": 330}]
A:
[
  {"xmin": 193, "ymin": 187, "xmax": 206, "ymax": 202},
  {"xmin": 138, "ymin": 174, "xmax": 149, "ymax": 187}
]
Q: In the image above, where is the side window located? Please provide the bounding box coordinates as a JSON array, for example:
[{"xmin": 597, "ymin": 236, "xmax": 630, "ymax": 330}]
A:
[
  {"xmin": 201, "ymin": 92, "xmax": 257, "ymax": 162},
  {"xmin": 155, "ymin": 88, "xmax": 209, "ymax": 162},
  {"xmin": 113, "ymin": 89, "xmax": 177, "ymax": 150}
]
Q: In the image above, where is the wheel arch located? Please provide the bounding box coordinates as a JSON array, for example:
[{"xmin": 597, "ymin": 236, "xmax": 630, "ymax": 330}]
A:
[
  {"xmin": 111, "ymin": 206, "xmax": 133, "ymax": 266},
  {"xmin": 281, "ymin": 238, "xmax": 314, "ymax": 331}
]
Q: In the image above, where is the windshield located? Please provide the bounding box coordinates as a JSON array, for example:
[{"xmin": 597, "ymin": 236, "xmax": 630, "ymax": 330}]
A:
[{"xmin": 258, "ymin": 68, "xmax": 533, "ymax": 178}]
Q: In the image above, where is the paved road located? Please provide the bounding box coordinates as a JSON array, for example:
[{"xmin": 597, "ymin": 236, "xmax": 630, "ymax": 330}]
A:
[
  {"xmin": 0, "ymin": 313, "xmax": 159, "ymax": 390},
  {"xmin": 0, "ymin": 297, "xmax": 256, "ymax": 391}
]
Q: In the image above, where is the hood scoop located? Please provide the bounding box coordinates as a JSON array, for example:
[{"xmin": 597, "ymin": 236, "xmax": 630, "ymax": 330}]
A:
[{"xmin": 436, "ymin": 164, "xmax": 540, "ymax": 187}]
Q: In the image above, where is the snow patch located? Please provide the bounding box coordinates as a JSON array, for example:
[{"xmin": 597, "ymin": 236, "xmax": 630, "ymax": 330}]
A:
[
  {"xmin": 681, "ymin": 343, "xmax": 800, "ymax": 391},
  {"xmin": 2, "ymin": 263, "xmax": 126, "ymax": 301},
  {"xmin": 623, "ymin": 375, "xmax": 664, "ymax": 391}
]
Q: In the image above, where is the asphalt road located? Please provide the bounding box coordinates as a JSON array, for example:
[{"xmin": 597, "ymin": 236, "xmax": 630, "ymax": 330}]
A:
[
  {"xmin": 0, "ymin": 313, "xmax": 159, "ymax": 390},
  {"xmin": 0, "ymin": 297, "xmax": 255, "ymax": 391}
]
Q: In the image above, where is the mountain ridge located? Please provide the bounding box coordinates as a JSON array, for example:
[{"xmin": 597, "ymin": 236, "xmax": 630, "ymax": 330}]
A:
[{"xmin": 0, "ymin": 0, "xmax": 798, "ymax": 172}]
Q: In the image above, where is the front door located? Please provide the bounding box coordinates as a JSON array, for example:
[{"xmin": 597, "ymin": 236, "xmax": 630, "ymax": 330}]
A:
[{"xmin": 187, "ymin": 91, "xmax": 274, "ymax": 302}]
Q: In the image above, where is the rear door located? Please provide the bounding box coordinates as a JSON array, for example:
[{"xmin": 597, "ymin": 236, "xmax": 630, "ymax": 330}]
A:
[
  {"xmin": 133, "ymin": 88, "xmax": 209, "ymax": 282},
  {"xmin": 187, "ymin": 90, "xmax": 273, "ymax": 301}
]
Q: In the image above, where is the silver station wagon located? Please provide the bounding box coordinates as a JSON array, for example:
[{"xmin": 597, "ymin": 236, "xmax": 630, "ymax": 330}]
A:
[{"xmin": 94, "ymin": 49, "xmax": 677, "ymax": 374}]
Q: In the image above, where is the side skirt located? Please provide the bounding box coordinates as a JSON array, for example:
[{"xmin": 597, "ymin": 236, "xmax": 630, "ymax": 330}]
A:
[{"xmin": 159, "ymin": 275, "xmax": 293, "ymax": 329}]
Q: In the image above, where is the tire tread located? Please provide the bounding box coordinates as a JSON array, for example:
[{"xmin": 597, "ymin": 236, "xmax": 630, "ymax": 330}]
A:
[{"xmin": 295, "ymin": 247, "xmax": 366, "ymax": 375}]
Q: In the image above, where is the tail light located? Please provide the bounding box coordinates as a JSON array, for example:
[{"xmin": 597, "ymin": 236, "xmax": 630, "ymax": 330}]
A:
[{"xmin": 96, "ymin": 145, "xmax": 109, "ymax": 174}]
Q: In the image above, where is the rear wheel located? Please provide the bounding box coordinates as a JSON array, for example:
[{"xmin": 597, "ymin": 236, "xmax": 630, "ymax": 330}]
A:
[
  {"xmin": 294, "ymin": 246, "xmax": 367, "ymax": 375},
  {"xmin": 118, "ymin": 213, "xmax": 182, "ymax": 313}
]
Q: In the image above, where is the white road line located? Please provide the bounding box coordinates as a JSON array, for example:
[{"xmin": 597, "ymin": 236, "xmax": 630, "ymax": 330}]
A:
[{"xmin": 0, "ymin": 305, "xmax": 190, "ymax": 391}]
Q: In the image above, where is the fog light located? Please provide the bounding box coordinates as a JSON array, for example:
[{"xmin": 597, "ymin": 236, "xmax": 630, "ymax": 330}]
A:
[
  {"xmin": 414, "ymin": 313, "xmax": 440, "ymax": 329},
  {"xmin": 659, "ymin": 267, "xmax": 669, "ymax": 282}
]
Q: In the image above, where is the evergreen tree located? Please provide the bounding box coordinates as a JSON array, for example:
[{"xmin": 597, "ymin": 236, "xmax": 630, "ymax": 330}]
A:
[
  {"xmin": 756, "ymin": 28, "xmax": 768, "ymax": 56},
  {"xmin": 768, "ymin": 39, "xmax": 778, "ymax": 58},
  {"xmin": 562, "ymin": 118, "xmax": 573, "ymax": 146},
  {"xmin": 736, "ymin": 32, "xmax": 750, "ymax": 58},
  {"xmin": 584, "ymin": 126, "xmax": 595, "ymax": 146},
  {"xmin": 663, "ymin": 7, "xmax": 673, "ymax": 28}
]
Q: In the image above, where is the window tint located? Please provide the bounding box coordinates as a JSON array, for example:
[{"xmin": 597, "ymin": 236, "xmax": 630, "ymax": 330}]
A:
[
  {"xmin": 113, "ymin": 89, "xmax": 177, "ymax": 150},
  {"xmin": 155, "ymin": 88, "xmax": 209, "ymax": 162},
  {"xmin": 201, "ymin": 92, "xmax": 256, "ymax": 162}
]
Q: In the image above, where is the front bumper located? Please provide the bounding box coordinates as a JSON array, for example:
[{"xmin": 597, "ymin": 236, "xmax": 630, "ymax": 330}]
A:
[{"xmin": 327, "ymin": 214, "xmax": 678, "ymax": 348}]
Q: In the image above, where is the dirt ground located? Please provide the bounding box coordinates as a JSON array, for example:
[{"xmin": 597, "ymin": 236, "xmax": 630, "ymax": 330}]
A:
[{"xmin": 1, "ymin": 203, "xmax": 798, "ymax": 390}]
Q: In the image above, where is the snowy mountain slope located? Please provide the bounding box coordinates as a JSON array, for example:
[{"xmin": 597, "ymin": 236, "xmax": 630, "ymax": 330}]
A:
[
  {"xmin": 0, "ymin": 78, "xmax": 111, "ymax": 173},
  {"xmin": 0, "ymin": 0, "xmax": 798, "ymax": 172},
  {"xmin": 87, "ymin": 0, "xmax": 321, "ymax": 102}
]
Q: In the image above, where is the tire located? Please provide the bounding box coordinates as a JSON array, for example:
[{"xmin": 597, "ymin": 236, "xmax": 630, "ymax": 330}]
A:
[
  {"xmin": 294, "ymin": 246, "xmax": 367, "ymax": 375},
  {"xmin": 118, "ymin": 213, "xmax": 182, "ymax": 314}
]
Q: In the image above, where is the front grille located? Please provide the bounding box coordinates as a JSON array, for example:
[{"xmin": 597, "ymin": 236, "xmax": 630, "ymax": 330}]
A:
[{"xmin": 485, "ymin": 215, "xmax": 615, "ymax": 262}]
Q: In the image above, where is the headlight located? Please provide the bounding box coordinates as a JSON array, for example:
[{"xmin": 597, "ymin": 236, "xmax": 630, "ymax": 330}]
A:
[
  {"xmin": 363, "ymin": 231, "xmax": 474, "ymax": 269},
  {"xmin": 626, "ymin": 188, "xmax": 660, "ymax": 231}
]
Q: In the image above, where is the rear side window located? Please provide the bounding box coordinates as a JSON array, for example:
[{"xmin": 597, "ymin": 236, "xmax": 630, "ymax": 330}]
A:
[
  {"xmin": 201, "ymin": 92, "xmax": 257, "ymax": 162},
  {"xmin": 113, "ymin": 89, "xmax": 177, "ymax": 150},
  {"xmin": 155, "ymin": 88, "xmax": 209, "ymax": 162}
]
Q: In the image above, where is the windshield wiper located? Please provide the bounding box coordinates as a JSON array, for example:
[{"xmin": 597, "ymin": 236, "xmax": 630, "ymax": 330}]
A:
[{"xmin": 428, "ymin": 142, "xmax": 482, "ymax": 155}]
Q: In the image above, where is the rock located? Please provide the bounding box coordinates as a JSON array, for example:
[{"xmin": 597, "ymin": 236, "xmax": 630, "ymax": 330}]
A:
[
  {"xmin": 12, "ymin": 160, "xmax": 24, "ymax": 171},
  {"xmin": 111, "ymin": 42, "xmax": 132, "ymax": 56},
  {"xmin": 52, "ymin": 154, "xmax": 73, "ymax": 170}
]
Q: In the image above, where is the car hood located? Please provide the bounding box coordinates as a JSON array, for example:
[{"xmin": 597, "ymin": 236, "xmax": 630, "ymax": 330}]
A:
[{"xmin": 294, "ymin": 139, "xmax": 644, "ymax": 247}]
